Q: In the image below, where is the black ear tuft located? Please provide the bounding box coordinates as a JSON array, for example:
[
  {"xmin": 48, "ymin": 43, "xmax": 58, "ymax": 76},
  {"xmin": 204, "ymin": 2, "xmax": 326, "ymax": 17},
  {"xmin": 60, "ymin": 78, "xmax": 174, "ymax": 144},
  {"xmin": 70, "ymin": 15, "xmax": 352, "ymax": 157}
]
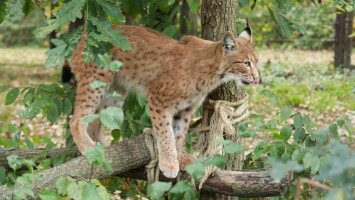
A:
[
  {"xmin": 238, "ymin": 26, "xmax": 252, "ymax": 42},
  {"xmin": 244, "ymin": 27, "xmax": 252, "ymax": 36}
]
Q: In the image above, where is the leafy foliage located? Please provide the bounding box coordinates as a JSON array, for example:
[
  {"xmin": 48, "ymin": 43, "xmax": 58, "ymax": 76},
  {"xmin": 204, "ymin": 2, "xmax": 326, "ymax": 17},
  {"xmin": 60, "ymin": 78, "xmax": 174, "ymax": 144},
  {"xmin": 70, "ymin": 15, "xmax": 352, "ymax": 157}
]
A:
[
  {"xmin": 240, "ymin": 89, "xmax": 354, "ymax": 199},
  {"xmin": 84, "ymin": 144, "xmax": 112, "ymax": 172},
  {"xmin": 147, "ymin": 181, "xmax": 172, "ymax": 200},
  {"xmin": 36, "ymin": 0, "xmax": 85, "ymax": 39},
  {"xmin": 0, "ymin": 0, "xmax": 8, "ymax": 23},
  {"xmin": 0, "ymin": 0, "xmax": 354, "ymax": 199}
]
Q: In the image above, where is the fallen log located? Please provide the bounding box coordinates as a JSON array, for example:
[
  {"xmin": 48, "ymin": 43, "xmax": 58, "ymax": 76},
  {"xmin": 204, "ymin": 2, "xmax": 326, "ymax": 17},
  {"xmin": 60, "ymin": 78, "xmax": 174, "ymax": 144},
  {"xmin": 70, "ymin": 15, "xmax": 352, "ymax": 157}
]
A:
[
  {"xmin": 0, "ymin": 134, "xmax": 291, "ymax": 199},
  {"xmin": 0, "ymin": 147, "xmax": 80, "ymax": 169}
]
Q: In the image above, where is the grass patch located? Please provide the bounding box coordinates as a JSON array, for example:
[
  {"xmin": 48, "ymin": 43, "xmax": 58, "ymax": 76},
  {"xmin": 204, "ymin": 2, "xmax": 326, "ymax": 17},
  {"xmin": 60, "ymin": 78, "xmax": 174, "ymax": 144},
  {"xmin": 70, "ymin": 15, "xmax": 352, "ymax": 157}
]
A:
[{"xmin": 247, "ymin": 48, "xmax": 354, "ymax": 127}]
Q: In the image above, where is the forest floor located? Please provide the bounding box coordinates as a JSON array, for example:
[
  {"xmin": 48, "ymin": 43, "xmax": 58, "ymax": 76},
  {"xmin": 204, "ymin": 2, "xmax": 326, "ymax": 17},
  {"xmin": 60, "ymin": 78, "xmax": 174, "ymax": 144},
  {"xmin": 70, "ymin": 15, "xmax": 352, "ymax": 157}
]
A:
[{"xmin": 0, "ymin": 47, "xmax": 354, "ymax": 149}]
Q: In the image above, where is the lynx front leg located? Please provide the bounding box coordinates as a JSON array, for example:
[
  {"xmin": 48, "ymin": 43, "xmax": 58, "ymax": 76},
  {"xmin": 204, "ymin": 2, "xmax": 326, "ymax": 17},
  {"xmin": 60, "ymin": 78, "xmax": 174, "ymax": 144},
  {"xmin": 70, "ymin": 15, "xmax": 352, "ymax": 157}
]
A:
[
  {"xmin": 173, "ymin": 107, "xmax": 196, "ymax": 169},
  {"xmin": 148, "ymin": 97, "xmax": 179, "ymax": 178}
]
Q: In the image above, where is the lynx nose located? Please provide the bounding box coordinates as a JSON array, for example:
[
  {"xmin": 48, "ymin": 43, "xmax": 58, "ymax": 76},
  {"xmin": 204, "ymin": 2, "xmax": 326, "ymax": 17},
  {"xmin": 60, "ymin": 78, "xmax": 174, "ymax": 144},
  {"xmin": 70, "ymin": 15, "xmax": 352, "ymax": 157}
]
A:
[{"xmin": 251, "ymin": 67, "xmax": 260, "ymax": 84}]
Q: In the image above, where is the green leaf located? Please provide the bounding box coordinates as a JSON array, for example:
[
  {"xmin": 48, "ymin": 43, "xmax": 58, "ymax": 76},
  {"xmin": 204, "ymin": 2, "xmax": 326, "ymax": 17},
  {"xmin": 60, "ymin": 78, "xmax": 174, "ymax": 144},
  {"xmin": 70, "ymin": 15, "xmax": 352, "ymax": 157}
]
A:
[
  {"xmin": 136, "ymin": 92, "xmax": 146, "ymax": 107},
  {"xmin": 328, "ymin": 123, "xmax": 338, "ymax": 138},
  {"xmin": 163, "ymin": 25, "xmax": 179, "ymax": 38},
  {"xmin": 147, "ymin": 181, "xmax": 172, "ymax": 200},
  {"xmin": 91, "ymin": 179, "xmax": 111, "ymax": 200},
  {"xmin": 293, "ymin": 114, "xmax": 303, "ymax": 128},
  {"xmin": 268, "ymin": 159, "xmax": 303, "ymax": 182},
  {"xmin": 99, "ymin": 107, "xmax": 124, "ymax": 129},
  {"xmin": 0, "ymin": 166, "xmax": 6, "ymax": 185},
  {"xmin": 170, "ymin": 181, "xmax": 194, "ymax": 194},
  {"xmin": 260, "ymin": 89, "xmax": 279, "ymax": 105},
  {"xmin": 39, "ymin": 188, "xmax": 61, "ymax": 200},
  {"xmin": 45, "ymin": 103, "xmax": 59, "ymax": 123},
  {"xmin": 303, "ymin": 152, "xmax": 320, "ymax": 174},
  {"xmin": 280, "ymin": 125, "xmax": 292, "ymax": 141},
  {"xmin": 96, "ymin": 0, "xmax": 124, "ymax": 22},
  {"xmin": 268, "ymin": 8, "xmax": 293, "ymax": 37},
  {"xmin": 23, "ymin": 88, "xmax": 35, "ymax": 104},
  {"xmin": 224, "ymin": 142, "xmax": 243, "ymax": 155},
  {"xmin": 185, "ymin": 159, "xmax": 206, "ymax": 180},
  {"xmin": 204, "ymin": 155, "xmax": 227, "ymax": 168},
  {"xmin": 45, "ymin": 39, "xmax": 67, "ymax": 67},
  {"xmin": 25, "ymin": 138, "xmax": 35, "ymax": 149},
  {"xmin": 23, "ymin": 158, "xmax": 35, "ymax": 172},
  {"xmin": 0, "ymin": 0, "xmax": 8, "ymax": 23},
  {"xmin": 7, "ymin": 155, "xmax": 23, "ymax": 171},
  {"xmin": 187, "ymin": 0, "xmax": 199, "ymax": 13},
  {"xmin": 90, "ymin": 80, "xmax": 107, "ymax": 89},
  {"xmin": 89, "ymin": 17, "xmax": 132, "ymax": 51},
  {"xmin": 185, "ymin": 155, "xmax": 226, "ymax": 180},
  {"xmin": 253, "ymin": 141, "xmax": 269, "ymax": 160},
  {"xmin": 84, "ymin": 144, "xmax": 112, "ymax": 172},
  {"xmin": 109, "ymin": 60, "xmax": 123, "ymax": 72},
  {"xmin": 97, "ymin": 53, "xmax": 111, "ymax": 68},
  {"xmin": 56, "ymin": 177, "xmax": 74, "ymax": 196},
  {"xmin": 291, "ymin": 149, "xmax": 305, "ymax": 162},
  {"xmin": 14, "ymin": 173, "xmax": 35, "ymax": 199},
  {"xmin": 279, "ymin": 106, "xmax": 291, "ymax": 121},
  {"xmin": 67, "ymin": 181, "xmax": 81, "ymax": 200},
  {"xmin": 23, "ymin": 0, "xmax": 34, "ymax": 16},
  {"xmin": 275, "ymin": 0, "xmax": 293, "ymax": 12},
  {"xmin": 82, "ymin": 182, "xmax": 102, "ymax": 200},
  {"xmin": 5, "ymin": 87, "xmax": 20, "ymax": 105},
  {"xmin": 238, "ymin": 0, "xmax": 249, "ymax": 7},
  {"xmin": 82, "ymin": 114, "xmax": 100, "ymax": 123},
  {"xmin": 63, "ymin": 98, "xmax": 73, "ymax": 115},
  {"xmin": 293, "ymin": 127, "xmax": 306, "ymax": 143},
  {"xmin": 36, "ymin": 0, "xmax": 85, "ymax": 38}
]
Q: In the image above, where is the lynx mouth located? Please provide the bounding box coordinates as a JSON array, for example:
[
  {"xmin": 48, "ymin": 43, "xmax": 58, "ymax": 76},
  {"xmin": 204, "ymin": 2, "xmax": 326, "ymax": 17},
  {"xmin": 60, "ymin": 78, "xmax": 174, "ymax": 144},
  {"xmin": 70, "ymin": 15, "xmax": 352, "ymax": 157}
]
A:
[{"xmin": 242, "ymin": 77, "xmax": 260, "ymax": 85}]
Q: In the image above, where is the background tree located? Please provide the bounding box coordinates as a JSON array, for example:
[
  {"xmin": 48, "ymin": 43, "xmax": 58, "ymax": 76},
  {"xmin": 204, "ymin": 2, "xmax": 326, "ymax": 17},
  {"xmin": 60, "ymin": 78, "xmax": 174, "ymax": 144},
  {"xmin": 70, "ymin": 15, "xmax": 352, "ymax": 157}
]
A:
[
  {"xmin": 334, "ymin": 0, "xmax": 354, "ymax": 69},
  {"xmin": 199, "ymin": 0, "xmax": 244, "ymax": 199}
]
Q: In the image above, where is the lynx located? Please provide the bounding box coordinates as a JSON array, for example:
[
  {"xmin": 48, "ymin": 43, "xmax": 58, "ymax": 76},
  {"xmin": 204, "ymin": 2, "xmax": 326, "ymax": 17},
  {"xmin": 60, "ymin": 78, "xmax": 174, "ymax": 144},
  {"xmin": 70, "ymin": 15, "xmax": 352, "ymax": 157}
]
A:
[{"xmin": 68, "ymin": 25, "xmax": 259, "ymax": 178}]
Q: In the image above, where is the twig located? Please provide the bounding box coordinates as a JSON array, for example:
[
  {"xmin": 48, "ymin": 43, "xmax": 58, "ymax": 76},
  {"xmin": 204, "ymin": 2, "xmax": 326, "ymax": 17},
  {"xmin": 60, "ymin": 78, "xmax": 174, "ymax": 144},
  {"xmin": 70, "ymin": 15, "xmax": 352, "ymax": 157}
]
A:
[
  {"xmin": 296, "ymin": 177, "xmax": 332, "ymax": 200},
  {"xmin": 189, "ymin": 126, "xmax": 210, "ymax": 133}
]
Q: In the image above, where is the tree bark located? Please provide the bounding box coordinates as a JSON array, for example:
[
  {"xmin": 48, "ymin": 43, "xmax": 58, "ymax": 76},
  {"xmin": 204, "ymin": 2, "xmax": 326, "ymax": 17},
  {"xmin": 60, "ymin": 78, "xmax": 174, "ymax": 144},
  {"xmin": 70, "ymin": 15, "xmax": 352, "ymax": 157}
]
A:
[
  {"xmin": 200, "ymin": 0, "xmax": 247, "ymax": 199},
  {"xmin": 0, "ymin": 134, "xmax": 290, "ymax": 199},
  {"xmin": 0, "ymin": 147, "xmax": 80, "ymax": 169},
  {"xmin": 334, "ymin": 1, "xmax": 354, "ymax": 69},
  {"xmin": 180, "ymin": 0, "xmax": 198, "ymax": 36}
]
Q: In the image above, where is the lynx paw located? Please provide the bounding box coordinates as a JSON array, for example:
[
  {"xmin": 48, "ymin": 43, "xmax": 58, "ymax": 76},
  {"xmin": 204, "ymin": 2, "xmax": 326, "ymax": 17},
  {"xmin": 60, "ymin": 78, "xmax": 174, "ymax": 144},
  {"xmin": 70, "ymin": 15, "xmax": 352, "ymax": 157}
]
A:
[{"xmin": 159, "ymin": 158, "xmax": 179, "ymax": 178}]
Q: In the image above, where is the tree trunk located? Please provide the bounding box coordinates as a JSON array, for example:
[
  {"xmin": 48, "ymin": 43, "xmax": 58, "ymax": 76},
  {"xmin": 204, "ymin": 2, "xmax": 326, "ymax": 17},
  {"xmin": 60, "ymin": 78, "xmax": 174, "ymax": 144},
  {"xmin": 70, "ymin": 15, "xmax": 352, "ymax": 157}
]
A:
[
  {"xmin": 0, "ymin": 135, "xmax": 291, "ymax": 199},
  {"xmin": 200, "ymin": 0, "xmax": 247, "ymax": 199},
  {"xmin": 180, "ymin": 0, "xmax": 198, "ymax": 36},
  {"xmin": 334, "ymin": 1, "xmax": 354, "ymax": 69}
]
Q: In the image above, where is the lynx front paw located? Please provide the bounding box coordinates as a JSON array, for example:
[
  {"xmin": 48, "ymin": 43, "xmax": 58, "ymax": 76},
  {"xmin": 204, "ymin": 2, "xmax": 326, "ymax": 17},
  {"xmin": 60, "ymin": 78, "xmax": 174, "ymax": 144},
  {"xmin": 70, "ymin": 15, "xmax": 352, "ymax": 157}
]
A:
[{"xmin": 159, "ymin": 158, "xmax": 179, "ymax": 178}]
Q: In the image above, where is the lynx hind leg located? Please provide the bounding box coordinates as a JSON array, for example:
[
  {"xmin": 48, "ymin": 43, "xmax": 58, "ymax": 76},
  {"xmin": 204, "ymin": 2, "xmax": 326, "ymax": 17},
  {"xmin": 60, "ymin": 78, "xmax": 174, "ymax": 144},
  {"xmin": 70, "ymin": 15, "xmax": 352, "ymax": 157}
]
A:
[
  {"xmin": 173, "ymin": 107, "xmax": 196, "ymax": 170},
  {"xmin": 148, "ymin": 97, "xmax": 179, "ymax": 178},
  {"xmin": 70, "ymin": 82, "xmax": 107, "ymax": 154},
  {"xmin": 89, "ymin": 95, "xmax": 126, "ymax": 146}
]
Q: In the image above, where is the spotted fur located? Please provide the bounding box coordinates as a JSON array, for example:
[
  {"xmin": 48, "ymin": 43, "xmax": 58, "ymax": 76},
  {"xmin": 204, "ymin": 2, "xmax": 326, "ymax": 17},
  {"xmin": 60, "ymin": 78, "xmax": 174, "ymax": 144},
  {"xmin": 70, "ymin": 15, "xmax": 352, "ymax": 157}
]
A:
[{"xmin": 68, "ymin": 25, "xmax": 259, "ymax": 178}]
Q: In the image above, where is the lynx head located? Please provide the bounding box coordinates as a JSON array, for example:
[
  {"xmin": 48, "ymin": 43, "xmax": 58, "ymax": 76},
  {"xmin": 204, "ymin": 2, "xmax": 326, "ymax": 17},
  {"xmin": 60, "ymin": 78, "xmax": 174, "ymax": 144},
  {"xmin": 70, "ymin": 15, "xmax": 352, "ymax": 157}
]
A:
[{"xmin": 220, "ymin": 27, "xmax": 260, "ymax": 84}]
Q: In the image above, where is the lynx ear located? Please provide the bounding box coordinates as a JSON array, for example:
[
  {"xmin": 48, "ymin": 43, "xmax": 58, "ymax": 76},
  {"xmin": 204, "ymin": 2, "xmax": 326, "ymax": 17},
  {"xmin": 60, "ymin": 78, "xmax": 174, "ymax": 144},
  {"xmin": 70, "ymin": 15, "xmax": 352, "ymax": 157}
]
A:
[
  {"xmin": 223, "ymin": 32, "xmax": 236, "ymax": 51},
  {"xmin": 238, "ymin": 27, "xmax": 252, "ymax": 42}
]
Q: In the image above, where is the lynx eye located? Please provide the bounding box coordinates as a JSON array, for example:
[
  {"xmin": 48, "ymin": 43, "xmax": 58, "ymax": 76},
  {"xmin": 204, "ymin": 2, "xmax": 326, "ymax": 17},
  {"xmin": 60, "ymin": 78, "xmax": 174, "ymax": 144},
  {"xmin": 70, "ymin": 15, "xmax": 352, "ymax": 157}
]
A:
[{"xmin": 244, "ymin": 61, "xmax": 251, "ymax": 68}]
